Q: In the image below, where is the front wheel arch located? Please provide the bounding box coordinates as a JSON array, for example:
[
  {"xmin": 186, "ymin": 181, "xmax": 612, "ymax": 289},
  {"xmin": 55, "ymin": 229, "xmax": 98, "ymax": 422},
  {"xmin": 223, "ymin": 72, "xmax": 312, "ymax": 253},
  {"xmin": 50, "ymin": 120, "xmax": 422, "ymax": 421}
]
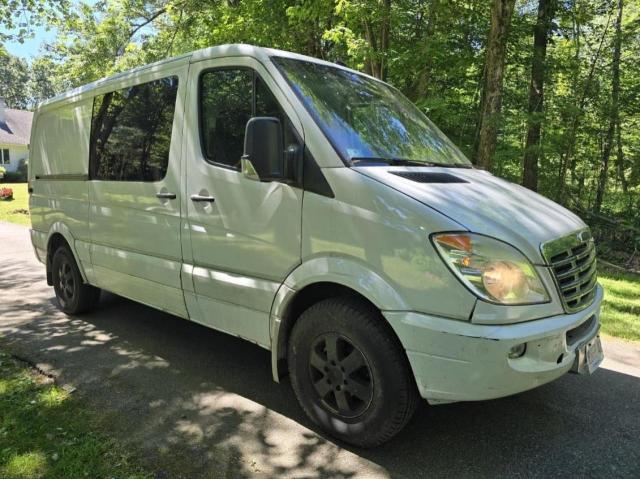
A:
[
  {"xmin": 287, "ymin": 295, "xmax": 419, "ymax": 446},
  {"xmin": 272, "ymin": 281, "xmax": 410, "ymax": 384},
  {"xmin": 269, "ymin": 256, "xmax": 410, "ymax": 383}
]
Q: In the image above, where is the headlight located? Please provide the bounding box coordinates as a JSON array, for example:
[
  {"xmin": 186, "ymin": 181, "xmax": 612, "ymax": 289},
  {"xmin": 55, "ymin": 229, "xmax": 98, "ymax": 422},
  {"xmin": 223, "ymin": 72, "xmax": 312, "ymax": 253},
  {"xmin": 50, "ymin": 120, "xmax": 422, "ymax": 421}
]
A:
[{"xmin": 432, "ymin": 233, "xmax": 549, "ymax": 305}]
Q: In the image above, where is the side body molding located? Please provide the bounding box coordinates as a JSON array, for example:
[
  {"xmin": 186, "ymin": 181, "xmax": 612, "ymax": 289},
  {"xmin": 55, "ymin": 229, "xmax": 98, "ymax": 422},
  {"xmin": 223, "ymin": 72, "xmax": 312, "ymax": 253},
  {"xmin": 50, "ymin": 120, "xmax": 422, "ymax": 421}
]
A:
[{"xmin": 269, "ymin": 255, "xmax": 408, "ymax": 382}]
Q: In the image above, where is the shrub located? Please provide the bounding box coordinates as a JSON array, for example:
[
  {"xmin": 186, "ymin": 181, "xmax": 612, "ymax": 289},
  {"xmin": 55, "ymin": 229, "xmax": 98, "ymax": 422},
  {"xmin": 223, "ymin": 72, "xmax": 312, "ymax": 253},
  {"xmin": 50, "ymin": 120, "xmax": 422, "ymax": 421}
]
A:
[
  {"xmin": 0, "ymin": 166, "xmax": 5, "ymax": 180},
  {"xmin": 17, "ymin": 158, "xmax": 28, "ymax": 178},
  {"xmin": 0, "ymin": 187, "xmax": 14, "ymax": 200},
  {"xmin": 2, "ymin": 171, "xmax": 27, "ymax": 183}
]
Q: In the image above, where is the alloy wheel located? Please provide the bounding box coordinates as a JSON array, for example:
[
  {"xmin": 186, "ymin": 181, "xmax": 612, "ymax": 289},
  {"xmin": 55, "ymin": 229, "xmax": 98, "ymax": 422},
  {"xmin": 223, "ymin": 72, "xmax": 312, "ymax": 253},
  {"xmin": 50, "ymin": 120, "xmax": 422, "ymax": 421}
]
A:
[{"xmin": 308, "ymin": 333, "xmax": 374, "ymax": 418}]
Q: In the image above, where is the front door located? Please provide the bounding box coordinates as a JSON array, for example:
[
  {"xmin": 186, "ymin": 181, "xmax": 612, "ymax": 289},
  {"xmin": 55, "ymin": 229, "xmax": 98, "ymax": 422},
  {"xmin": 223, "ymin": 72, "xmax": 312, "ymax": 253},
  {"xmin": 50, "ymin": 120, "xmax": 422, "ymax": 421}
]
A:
[{"xmin": 183, "ymin": 57, "xmax": 304, "ymax": 348}]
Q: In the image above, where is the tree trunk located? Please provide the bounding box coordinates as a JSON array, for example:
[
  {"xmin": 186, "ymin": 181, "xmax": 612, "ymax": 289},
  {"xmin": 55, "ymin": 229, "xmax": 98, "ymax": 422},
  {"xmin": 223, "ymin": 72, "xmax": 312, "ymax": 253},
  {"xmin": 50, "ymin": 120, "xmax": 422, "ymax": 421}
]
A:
[
  {"xmin": 473, "ymin": 0, "xmax": 516, "ymax": 170},
  {"xmin": 594, "ymin": 0, "xmax": 622, "ymax": 213},
  {"xmin": 379, "ymin": 0, "xmax": 391, "ymax": 82},
  {"xmin": 522, "ymin": 0, "xmax": 555, "ymax": 192},
  {"xmin": 414, "ymin": 0, "xmax": 439, "ymax": 99},
  {"xmin": 616, "ymin": 117, "xmax": 628, "ymax": 193},
  {"xmin": 363, "ymin": 0, "xmax": 392, "ymax": 81}
]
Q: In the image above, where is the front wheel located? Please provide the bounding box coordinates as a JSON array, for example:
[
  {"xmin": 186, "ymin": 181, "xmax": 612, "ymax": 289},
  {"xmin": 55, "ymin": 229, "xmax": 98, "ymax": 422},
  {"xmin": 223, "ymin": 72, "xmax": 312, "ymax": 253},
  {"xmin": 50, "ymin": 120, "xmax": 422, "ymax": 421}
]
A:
[
  {"xmin": 288, "ymin": 296, "xmax": 419, "ymax": 447},
  {"xmin": 51, "ymin": 246, "xmax": 100, "ymax": 315}
]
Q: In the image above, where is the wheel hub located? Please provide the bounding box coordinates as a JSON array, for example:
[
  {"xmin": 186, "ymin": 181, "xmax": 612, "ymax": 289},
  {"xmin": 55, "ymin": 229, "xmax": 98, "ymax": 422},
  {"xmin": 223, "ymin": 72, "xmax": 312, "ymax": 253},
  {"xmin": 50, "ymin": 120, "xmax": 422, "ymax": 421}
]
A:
[
  {"xmin": 308, "ymin": 333, "xmax": 373, "ymax": 419},
  {"xmin": 326, "ymin": 365, "xmax": 344, "ymax": 385}
]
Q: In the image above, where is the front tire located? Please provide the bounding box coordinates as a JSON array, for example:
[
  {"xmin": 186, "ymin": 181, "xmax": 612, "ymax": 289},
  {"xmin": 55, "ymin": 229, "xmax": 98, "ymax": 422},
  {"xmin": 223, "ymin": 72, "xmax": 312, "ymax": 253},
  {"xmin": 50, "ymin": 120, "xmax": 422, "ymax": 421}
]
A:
[
  {"xmin": 288, "ymin": 296, "xmax": 419, "ymax": 447},
  {"xmin": 51, "ymin": 246, "xmax": 100, "ymax": 315}
]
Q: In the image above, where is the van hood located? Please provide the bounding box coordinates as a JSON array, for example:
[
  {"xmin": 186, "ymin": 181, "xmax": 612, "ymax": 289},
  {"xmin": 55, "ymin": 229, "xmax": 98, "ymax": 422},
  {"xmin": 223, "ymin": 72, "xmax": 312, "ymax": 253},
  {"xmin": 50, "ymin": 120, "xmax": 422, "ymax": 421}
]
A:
[{"xmin": 353, "ymin": 166, "xmax": 586, "ymax": 264}]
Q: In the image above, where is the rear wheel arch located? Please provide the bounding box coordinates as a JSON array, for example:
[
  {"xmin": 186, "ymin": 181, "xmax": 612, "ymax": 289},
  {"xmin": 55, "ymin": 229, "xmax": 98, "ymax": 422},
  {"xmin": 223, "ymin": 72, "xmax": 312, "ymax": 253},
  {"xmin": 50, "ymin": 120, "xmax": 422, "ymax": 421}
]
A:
[
  {"xmin": 45, "ymin": 225, "xmax": 87, "ymax": 286},
  {"xmin": 46, "ymin": 233, "xmax": 70, "ymax": 285}
]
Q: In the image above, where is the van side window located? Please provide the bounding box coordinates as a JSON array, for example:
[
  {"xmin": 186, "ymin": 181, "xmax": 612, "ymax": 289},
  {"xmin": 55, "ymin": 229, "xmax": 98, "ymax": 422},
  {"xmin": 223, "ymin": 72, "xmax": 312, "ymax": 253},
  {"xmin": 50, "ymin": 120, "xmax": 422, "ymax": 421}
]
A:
[
  {"xmin": 89, "ymin": 76, "xmax": 179, "ymax": 181},
  {"xmin": 200, "ymin": 69, "xmax": 301, "ymax": 171},
  {"xmin": 200, "ymin": 69, "xmax": 253, "ymax": 169}
]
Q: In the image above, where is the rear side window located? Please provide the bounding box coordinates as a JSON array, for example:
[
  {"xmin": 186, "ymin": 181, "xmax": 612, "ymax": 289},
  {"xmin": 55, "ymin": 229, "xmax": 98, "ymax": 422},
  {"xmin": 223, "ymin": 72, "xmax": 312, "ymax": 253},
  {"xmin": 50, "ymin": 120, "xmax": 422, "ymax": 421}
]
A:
[{"xmin": 89, "ymin": 76, "xmax": 179, "ymax": 181}]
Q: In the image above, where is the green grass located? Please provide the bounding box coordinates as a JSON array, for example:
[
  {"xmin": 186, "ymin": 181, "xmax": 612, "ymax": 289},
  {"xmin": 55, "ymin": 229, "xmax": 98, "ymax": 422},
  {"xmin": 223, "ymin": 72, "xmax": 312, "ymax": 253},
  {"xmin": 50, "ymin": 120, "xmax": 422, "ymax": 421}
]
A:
[
  {"xmin": 0, "ymin": 350, "xmax": 151, "ymax": 479},
  {"xmin": 599, "ymin": 267, "xmax": 640, "ymax": 341},
  {"xmin": 0, "ymin": 183, "xmax": 30, "ymax": 226}
]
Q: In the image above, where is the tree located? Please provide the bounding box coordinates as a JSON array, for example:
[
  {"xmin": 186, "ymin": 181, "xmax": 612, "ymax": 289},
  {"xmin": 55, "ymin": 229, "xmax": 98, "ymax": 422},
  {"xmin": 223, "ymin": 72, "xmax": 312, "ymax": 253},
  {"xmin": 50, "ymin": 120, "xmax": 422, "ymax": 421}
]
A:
[
  {"xmin": 362, "ymin": 0, "xmax": 392, "ymax": 80},
  {"xmin": 594, "ymin": 0, "xmax": 623, "ymax": 213},
  {"xmin": 29, "ymin": 56, "xmax": 62, "ymax": 105},
  {"xmin": 555, "ymin": 5, "xmax": 613, "ymax": 203},
  {"xmin": 473, "ymin": 0, "xmax": 516, "ymax": 170},
  {"xmin": 0, "ymin": 48, "xmax": 31, "ymax": 108},
  {"xmin": 522, "ymin": 0, "xmax": 556, "ymax": 192},
  {"xmin": 2, "ymin": 0, "xmax": 638, "ymax": 233},
  {"xmin": 0, "ymin": 0, "xmax": 69, "ymax": 43}
]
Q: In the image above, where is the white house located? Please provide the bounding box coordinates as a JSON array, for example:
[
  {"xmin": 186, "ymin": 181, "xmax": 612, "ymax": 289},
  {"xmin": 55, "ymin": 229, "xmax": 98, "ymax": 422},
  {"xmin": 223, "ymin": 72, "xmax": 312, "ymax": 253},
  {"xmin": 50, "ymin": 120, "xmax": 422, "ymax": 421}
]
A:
[{"xmin": 0, "ymin": 98, "xmax": 33, "ymax": 173}]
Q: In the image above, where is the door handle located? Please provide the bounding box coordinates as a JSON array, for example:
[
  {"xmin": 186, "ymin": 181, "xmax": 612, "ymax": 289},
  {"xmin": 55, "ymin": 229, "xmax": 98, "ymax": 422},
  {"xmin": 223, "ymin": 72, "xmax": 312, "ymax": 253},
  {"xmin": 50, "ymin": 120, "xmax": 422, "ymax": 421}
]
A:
[
  {"xmin": 156, "ymin": 192, "xmax": 177, "ymax": 199},
  {"xmin": 190, "ymin": 194, "xmax": 216, "ymax": 203}
]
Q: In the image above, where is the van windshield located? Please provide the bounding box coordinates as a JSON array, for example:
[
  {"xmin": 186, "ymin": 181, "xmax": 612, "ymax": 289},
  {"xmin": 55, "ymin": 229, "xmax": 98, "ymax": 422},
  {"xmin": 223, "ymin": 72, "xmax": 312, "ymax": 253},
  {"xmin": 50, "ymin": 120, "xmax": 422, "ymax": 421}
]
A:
[{"xmin": 272, "ymin": 57, "xmax": 472, "ymax": 167}]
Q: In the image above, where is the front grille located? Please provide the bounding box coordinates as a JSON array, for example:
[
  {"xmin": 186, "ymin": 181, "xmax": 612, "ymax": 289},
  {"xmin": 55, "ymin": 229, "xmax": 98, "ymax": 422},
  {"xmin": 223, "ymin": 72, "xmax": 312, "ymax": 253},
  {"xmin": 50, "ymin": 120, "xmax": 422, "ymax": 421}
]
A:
[{"xmin": 542, "ymin": 229, "xmax": 598, "ymax": 313}]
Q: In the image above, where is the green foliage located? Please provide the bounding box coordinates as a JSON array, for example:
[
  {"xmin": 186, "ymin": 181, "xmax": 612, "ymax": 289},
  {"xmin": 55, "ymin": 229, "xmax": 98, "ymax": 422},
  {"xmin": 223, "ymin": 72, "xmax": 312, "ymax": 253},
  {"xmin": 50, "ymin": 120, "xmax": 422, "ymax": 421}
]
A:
[
  {"xmin": 0, "ymin": 0, "xmax": 69, "ymax": 43},
  {"xmin": 2, "ymin": 172, "xmax": 27, "ymax": 183},
  {"xmin": 1, "ymin": 0, "xmax": 638, "ymax": 247},
  {"xmin": 16, "ymin": 159, "xmax": 28, "ymax": 180},
  {"xmin": 0, "ymin": 47, "xmax": 61, "ymax": 109},
  {"xmin": 0, "ymin": 48, "xmax": 30, "ymax": 108}
]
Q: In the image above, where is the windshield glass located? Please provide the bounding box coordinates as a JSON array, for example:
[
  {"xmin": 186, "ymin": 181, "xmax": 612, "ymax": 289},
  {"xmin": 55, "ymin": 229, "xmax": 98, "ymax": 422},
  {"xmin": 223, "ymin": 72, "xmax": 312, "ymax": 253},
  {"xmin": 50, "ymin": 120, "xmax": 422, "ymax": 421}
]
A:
[{"xmin": 273, "ymin": 57, "xmax": 471, "ymax": 167}]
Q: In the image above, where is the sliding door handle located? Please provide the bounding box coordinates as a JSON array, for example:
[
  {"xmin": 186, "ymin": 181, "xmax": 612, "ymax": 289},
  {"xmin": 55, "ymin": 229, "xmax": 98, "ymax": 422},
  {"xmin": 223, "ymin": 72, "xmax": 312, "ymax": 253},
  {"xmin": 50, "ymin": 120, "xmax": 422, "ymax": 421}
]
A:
[
  {"xmin": 190, "ymin": 194, "xmax": 216, "ymax": 203},
  {"xmin": 156, "ymin": 192, "xmax": 177, "ymax": 199}
]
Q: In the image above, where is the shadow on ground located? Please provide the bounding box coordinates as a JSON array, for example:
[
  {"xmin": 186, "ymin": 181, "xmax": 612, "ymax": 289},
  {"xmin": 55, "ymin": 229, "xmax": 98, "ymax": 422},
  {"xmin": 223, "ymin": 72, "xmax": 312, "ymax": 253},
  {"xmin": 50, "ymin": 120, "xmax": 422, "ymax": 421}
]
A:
[{"xmin": 1, "ymin": 253, "xmax": 640, "ymax": 478}]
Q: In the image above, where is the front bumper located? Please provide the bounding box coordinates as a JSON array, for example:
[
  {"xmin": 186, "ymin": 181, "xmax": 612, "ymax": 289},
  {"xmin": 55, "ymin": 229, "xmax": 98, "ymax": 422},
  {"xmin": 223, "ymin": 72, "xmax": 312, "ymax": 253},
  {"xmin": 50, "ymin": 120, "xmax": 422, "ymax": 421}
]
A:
[{"xmin": 384, "ymin": 284, "xmax": 604, "ymax": 404}]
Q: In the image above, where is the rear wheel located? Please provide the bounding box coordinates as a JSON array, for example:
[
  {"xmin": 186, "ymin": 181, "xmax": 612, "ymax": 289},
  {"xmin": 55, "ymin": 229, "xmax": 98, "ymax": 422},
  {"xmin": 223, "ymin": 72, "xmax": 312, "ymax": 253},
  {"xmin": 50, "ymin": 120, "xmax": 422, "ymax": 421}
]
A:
[
  {"xmin": 51, "ymin": 246, "xmax": 100, "ymax": 315},
  {"xmin": 288, "ymin": 296, "xmax": 419, "ymax": 447}
]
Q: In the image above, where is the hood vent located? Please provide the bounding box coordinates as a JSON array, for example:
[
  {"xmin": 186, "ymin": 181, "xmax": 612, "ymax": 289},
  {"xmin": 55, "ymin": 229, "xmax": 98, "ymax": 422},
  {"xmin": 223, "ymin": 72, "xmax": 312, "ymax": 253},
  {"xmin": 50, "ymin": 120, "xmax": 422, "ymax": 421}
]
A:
[{"xmin": 390, "ymin": 171, "xmax": 469, "ymax": 184}]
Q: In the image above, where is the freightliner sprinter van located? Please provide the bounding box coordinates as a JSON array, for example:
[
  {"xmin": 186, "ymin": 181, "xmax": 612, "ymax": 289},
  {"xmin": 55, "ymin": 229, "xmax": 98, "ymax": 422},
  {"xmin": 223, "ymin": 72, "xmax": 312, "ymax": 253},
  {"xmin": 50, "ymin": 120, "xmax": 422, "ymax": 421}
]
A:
[{"xmin": 29, "ymin": 44, "xmax": 604, "ymax": 447}]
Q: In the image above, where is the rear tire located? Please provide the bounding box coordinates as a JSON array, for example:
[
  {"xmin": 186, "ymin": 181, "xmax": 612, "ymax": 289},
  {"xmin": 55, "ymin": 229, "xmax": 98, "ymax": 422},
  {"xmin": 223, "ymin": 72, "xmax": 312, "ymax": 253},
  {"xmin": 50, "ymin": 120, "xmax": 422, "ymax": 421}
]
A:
[
  {"xmin": 51, "ymin": 246, "xmax": 100, "ymax": 315},
  {"xmin": 288, "ymin": 296, "xmax": 419, "ymax": 447}
]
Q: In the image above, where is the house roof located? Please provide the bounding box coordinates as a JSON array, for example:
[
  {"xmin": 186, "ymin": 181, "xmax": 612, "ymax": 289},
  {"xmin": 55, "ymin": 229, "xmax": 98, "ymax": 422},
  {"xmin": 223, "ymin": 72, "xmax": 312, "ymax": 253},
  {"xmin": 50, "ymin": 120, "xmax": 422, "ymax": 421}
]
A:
[{"xmin": 0, "ymin": 108, "xmax": 33, "ymax": 147}]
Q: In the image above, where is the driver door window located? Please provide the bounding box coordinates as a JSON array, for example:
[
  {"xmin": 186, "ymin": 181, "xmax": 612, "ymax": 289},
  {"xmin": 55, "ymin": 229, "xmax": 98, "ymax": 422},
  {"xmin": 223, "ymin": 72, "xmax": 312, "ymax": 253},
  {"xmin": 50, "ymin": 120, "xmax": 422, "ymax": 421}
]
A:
[{"xmin": 199, "ymin": 68, "xmax": 299, "ymax": 171}]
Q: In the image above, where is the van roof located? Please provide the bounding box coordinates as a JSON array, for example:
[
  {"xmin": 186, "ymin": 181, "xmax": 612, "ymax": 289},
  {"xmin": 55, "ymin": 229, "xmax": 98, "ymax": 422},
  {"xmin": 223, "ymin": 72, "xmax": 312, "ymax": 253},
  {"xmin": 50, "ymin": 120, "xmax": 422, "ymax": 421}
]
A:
[{"xmin": 37, "ymin": 44, "xmax": 367, "ymax": 111}]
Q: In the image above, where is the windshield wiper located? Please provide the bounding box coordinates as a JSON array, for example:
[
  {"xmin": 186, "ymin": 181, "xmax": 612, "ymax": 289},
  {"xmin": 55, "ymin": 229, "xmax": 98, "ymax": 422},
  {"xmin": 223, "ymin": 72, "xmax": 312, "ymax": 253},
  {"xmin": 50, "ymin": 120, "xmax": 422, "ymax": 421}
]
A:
[{"xmin": 351, "ymin": 157, "xmax": 472, "ymax": 168}]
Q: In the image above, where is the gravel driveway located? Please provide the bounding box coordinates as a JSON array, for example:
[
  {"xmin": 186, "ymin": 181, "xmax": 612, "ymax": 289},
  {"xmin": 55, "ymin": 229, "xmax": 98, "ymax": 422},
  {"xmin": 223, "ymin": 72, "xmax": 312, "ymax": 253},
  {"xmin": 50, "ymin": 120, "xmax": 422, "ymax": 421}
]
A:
[{"xmin": 1, "ymin": 221, "xmax": 639, "ymax": 478}]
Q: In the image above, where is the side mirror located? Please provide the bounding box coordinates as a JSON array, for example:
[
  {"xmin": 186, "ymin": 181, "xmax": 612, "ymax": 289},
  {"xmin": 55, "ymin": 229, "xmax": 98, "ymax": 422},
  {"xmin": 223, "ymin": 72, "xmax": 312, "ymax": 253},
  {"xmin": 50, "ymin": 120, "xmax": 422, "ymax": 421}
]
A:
[{"xmin": 241, "ymin": 117, "xmax": 284, "ymax": 181}]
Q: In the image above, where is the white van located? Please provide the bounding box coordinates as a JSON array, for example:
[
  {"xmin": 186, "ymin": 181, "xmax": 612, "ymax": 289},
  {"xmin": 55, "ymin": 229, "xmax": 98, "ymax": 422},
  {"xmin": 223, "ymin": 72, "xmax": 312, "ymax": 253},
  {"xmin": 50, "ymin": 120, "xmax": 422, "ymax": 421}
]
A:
[{"xmin": 28, "ymin": 44, "xmax": 604, "ymax": 447}]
